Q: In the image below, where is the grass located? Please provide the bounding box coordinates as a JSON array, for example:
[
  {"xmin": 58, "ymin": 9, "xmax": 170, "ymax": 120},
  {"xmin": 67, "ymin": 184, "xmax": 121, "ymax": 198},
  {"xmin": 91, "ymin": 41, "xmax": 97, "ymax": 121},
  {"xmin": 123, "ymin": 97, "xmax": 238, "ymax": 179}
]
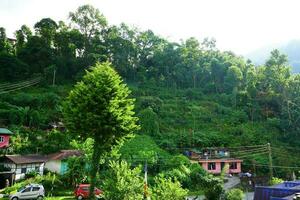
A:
[
  {"xmin": 0, "ymin": 195, "xmax": 74, "ymax": 200},
  {"xmin": 45, "ymin": 196, "xmax": 74, "ymax": 200}
]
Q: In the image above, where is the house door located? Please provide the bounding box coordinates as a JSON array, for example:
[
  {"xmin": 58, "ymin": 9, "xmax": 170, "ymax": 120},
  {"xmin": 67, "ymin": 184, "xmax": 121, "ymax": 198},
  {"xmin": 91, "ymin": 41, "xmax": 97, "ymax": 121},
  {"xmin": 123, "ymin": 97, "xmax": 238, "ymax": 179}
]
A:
[
  {"xmin": 221, "ymin": 162, "xmax": 225, "ymax": 170},
  {"xmin": 0, "ymin": 172, "xmax": 13, "ymax": 189}
]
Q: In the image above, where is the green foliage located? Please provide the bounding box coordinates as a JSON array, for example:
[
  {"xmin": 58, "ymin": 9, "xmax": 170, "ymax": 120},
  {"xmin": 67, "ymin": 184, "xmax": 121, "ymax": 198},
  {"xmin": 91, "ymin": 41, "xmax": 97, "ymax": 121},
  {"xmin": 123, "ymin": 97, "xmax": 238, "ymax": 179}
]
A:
[
  {"xmin": 0, "ymin": 53, "xmax": 29, "ymax": 81},
  {"xmin": 1, "ymin": 4, "xmax": 300, "ymax": 186},
  {"xmin": 2, "ymin": 173, "xmax": 63, "ymax": 196},
  {"xmin": 119, "ymin": 134, "xmax": 172, "ymax": 174},
  {"xmin": 202, "ymin": 175, "xmax": 224, "ymax": 200},
  {"xmin": 10, "ymin": 128, "xmax": 71, "ymax": 154},
  {"xmin": 269, "ymin": 177, "xmax": 284, "ymax": 185},
  {"xmin": 63, "ymin": 62, "xmax": 138, "ymax": 143},
  {"xmin": 102, "ymin": 160, "xmax": 144, "ymax": 200},
  {"xmin": 63, "ymin": 156, "xmax": 88, "ymax": 187},
  {"xmin": 138, "ymin": 107, "xmax": 160, "ymax": 136},
  {"xmin": 63, "ymin": 62, "xmax": 139, "ymax": 198},
  {"xmin": 225, "ymin": 188, "xmax": 244, "ymax": 200},
  {"xmin": 151, "ymin": 175, "xmax": 188, "ymax": 200}
]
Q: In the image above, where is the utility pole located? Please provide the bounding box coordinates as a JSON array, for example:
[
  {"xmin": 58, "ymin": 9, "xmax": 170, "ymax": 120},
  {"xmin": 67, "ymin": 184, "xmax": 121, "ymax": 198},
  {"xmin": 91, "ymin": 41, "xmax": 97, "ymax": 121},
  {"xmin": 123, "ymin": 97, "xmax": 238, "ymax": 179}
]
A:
[
  {"xmin": 144, "ymin": 161, "xmax": 149, "ymax": 200},
  {"xmin": 267, "ymin": 143, "xmax": 273, "ymax": 180},
  {"xmin": 52, "ymin": 68, "xmax": 56, "ymax": 86}
]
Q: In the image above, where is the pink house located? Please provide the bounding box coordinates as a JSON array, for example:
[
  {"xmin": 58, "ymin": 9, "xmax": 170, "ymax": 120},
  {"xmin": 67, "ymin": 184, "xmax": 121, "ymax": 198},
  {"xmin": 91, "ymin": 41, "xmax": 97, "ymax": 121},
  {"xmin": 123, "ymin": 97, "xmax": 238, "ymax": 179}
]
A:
[
  {"xmin": 187, "ymin": 148, "xmax": 243, "ymax": 174},
  {"xmin": 0, "ymin": 128, "xmax": 13, "ymax": 148},
  {"xmin": 199, "ymin": 159, "xmax": 243, "ymax": 174}
]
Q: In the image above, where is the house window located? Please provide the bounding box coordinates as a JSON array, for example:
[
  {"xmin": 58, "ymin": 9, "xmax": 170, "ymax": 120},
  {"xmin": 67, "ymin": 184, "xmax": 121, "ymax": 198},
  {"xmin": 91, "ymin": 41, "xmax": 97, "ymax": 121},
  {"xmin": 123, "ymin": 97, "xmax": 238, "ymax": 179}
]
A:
[
  {"xmin": 0, "ymin": 136, "xmax": 4, "ymax": 143},
  {"xmin": 230, "ymin": 162, "xmax": 237, "ymax": 170},
  {"xmin": 208, "ymin": 162, "xmax": 216, "ymax": 170},
  {"xmin": 21, "ymin": 167, "xmax": 27, "ymax": 174},
  {"xmin": 35, "ymin": 166, "xmax": 39, "ymax": 172}
]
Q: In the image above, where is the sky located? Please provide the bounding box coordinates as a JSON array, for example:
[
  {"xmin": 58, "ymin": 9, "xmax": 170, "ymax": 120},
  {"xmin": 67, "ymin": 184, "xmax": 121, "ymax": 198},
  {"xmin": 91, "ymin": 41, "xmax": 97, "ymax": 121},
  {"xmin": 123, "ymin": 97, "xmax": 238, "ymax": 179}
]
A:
[{"xmin": 1, "ymin": 0, "xmax": 300, "ymax": 55}]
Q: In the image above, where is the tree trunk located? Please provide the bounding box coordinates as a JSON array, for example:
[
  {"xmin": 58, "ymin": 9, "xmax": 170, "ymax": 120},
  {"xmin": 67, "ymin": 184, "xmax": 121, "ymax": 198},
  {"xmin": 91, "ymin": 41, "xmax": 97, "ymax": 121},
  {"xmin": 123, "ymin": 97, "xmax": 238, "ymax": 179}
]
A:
[{"xmin": 89, "ymin": 137, "xmax": 102, "ymax": 200}]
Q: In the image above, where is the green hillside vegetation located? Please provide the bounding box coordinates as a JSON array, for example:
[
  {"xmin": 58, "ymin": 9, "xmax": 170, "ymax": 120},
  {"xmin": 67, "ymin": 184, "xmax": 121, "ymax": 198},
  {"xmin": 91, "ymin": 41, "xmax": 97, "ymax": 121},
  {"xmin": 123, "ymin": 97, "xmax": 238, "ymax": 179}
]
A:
[{"xmin": 1, "ymin": 4, "xmax": 300, "ymax": 198}]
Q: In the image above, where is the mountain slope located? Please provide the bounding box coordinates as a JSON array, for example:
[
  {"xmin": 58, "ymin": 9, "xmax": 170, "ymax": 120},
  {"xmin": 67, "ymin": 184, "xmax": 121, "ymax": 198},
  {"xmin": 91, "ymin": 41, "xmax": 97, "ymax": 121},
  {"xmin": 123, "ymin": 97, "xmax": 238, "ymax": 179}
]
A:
[{"xmin": 246, "ymin": 40, "xmax": 300, "ymax": 73}]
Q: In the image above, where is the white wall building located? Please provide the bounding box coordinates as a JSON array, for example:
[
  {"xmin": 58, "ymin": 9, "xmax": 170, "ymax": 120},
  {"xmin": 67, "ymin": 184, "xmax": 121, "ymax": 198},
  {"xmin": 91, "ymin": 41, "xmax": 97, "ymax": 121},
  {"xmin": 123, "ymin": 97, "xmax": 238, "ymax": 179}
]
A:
[
  {"xmin": 45, "ymin": 150, "xmax": 82, "ymax": 174},
  {"xmin": 0, "ymin": 155, "xmax": 46, "ymax": 182}
]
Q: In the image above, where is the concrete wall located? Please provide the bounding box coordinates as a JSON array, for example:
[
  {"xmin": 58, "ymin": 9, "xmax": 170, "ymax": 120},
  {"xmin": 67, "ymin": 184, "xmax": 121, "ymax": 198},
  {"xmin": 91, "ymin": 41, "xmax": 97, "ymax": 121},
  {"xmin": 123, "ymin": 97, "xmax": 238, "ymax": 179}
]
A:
[
  {"xmin": 0, "ymin": 135, "xmax": 10, "ymax": 148},
  {"xmin": 201, "ymin": 162, "xmax": 222, "ymax": 174},
  {"xmin": 200, "ymin": 160, "xmax": 242, "ymax": 174},
  {"xmin": 0, "ymin": 162, "xmax": 44, "ymax": 181},
  {"xmin": 45, "ymin": 160, "xmax": 61, "ymax": 174}
]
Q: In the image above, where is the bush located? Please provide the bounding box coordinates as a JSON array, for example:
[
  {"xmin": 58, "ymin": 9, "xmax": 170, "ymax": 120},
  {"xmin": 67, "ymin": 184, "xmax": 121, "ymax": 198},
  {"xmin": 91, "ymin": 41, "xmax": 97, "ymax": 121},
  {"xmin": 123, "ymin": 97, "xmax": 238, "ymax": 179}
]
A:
[
  {"xmin": 2, "ymin": 173, "xmax": 63, "ymax": 196},
  {"xmin": 25, "ymin": 170, "xmax": 38, "ymax": 179},
  {"xmin": 202, "ymin": 175, "xmax": 224, "ymax": 200},
  {"xmin": 102, "ymin": 160, "xmax": 144, "ymax": 200},
  {"xmin": 152, "ymin": 175, "xmax": 188, "ymax": 200},
  {"xmin": 62, "ymin": 156, "xmax": 88, "ymax": 187},
  {"xmin": 269, "ymin": 177, "xmax": 284, "ymax": 185},
  {"xmin": 225, "ymin": 188, "xmax": 244, "ymax": 200}
]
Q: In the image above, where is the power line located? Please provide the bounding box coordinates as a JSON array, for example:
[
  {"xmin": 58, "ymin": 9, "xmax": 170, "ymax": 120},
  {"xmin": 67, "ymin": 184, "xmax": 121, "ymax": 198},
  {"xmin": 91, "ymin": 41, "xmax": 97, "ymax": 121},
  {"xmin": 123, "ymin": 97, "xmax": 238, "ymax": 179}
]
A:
[
  {"xmin": 242, "ymin": 163, "xmax": 300, "ymax": 169},
  {"xmin": 163, "ymin": 144, "xmax": 267, "ymax": 150},
  {"xmin": 0, "ymin": 78, "xmax": 42, "ymax": 94},
  {"xmin": 0, "ymin": 77, "xmax": 42, "ymax": 90}
]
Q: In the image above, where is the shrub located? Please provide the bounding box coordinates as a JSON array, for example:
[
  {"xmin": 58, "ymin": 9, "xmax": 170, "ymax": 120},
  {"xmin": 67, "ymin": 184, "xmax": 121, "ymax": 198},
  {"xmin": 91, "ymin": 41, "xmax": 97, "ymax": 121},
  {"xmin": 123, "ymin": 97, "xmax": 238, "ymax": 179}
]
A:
[
  {"xmin": 152, "ymin": 175, "xmax": 188, "ymax": 200},
  {"xmin": 225, "ymin": 188, "xmax": 244, "ymax": 200},
  {"xmin": 102, "ymin": 160, "xmax": 144, "ymax": 200},
  {"xmin": 2, "ymin": 173, "xmax": 63, "ymax": 196},
  {"xmin": 270, "ymin": 177, "xmax": 284, "ymax": 185},
  {"xmin": 202, "ymin": 175, "xmax": 224, "ymax": 200},
  {"xmin": 25, "ymin": 170, "xmax": 38, "ymax": 179}
]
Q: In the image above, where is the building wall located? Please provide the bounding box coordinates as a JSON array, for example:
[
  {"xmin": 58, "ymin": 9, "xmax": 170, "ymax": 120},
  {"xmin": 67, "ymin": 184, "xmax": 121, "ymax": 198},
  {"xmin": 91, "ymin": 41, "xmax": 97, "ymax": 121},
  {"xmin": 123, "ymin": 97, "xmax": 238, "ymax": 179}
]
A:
[
  {"xmin": 15, "ymin": 163, "xmax": 44, "ymax": 180},
  {"xmin": 0, "ymin": 135, "xmax": 10, "ymax": 148},
  {"xmin": 45, "ymin": 160, "xmax": 61, "ymax": 174},
  {"xmin": 0, "ymin": 162, "xmax": 44, "ymax": 181},
  {"xmin": 201, "ymin": 162, "xmax": 222, "ymax": 174},
  {"xmin": 229, "ymin": 162, "xmax": 242, "ymax": 174},
  {"xmin": 200, "ymin": 160, "xmax": 242, "ymax": 174}
]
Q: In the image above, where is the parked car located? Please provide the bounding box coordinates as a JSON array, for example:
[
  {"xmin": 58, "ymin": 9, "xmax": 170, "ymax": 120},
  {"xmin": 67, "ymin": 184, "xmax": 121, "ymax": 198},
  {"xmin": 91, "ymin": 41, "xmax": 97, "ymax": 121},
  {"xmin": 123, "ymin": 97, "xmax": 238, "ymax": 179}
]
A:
[
  {"xmin": 74, "ymin": 184, "xmax": 103, "ymax": 199},
  {"xmin": 9, "ymin": 184, "xmax": 45, "ymax": 200}
]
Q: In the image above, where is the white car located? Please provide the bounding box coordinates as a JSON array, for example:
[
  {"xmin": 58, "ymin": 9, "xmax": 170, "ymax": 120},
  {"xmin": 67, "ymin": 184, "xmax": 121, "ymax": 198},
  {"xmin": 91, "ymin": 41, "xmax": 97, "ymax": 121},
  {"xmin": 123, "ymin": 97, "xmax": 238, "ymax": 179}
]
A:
[{"xmin": 10, "ymin": 184, "xmax": 45, "ymax": 200}]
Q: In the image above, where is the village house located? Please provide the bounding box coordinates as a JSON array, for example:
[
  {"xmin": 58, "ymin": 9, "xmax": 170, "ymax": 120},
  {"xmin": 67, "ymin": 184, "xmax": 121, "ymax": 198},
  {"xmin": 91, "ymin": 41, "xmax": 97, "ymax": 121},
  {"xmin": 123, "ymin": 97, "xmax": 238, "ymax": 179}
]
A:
[
  {"xmin": 45, "ymin": 150, "xmax": 82, "ymax": 174},
  {"xmin": 0, "ymin": 150, "xmax": 81, "ymax": 188},
  {"xmin": 199, "ymin": 158, "xmax": 243, "ymax": 174},
  {"xmin": 0, "ymin": 154, "xmax": 46, "ymax": 187},
  {"xmin": 188, "ymin": 148, "xmax": 243, "ymax": 174},
  {"xmin": 0, "ymin": 128, "xmax": 13, "ymax": 148}
]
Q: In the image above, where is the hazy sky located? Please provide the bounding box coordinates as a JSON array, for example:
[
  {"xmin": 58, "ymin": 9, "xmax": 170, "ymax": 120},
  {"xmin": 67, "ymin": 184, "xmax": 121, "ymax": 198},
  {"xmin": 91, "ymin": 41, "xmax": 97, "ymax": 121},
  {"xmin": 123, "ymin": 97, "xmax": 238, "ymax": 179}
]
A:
[{"xmin": 1, "ymin": 0, "xmax": 300, "ymax": 55}]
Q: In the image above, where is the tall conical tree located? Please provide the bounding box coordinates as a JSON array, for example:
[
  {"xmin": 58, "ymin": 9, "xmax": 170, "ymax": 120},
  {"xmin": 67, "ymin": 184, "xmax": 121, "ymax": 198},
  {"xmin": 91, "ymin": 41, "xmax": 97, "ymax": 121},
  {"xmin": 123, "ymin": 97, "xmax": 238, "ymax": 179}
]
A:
[{"xmin": 63, "ymin": 62, "xmax": 139, "ymax": 199}]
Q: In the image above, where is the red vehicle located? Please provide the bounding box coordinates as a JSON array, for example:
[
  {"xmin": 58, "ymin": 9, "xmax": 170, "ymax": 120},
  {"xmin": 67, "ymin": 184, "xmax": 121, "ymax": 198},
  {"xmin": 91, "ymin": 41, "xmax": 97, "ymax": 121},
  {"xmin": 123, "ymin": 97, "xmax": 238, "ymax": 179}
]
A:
[{"xmin": 74, "ymin": 184, "xmax": 103, "ymax": 200}]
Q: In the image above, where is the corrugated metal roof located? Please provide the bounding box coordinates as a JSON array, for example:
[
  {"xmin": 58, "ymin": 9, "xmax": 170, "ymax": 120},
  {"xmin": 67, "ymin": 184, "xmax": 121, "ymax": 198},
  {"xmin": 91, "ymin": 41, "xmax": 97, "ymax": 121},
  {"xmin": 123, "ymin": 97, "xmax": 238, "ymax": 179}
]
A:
[
  {"xmin": 1, "ymin": 155, "xmax": 46, "ymax": 164},
  {"xmin": 47, "ymin": 150, "xmax": 82, "ymax": 160},
  {"xmin": 0, "ymin": 128, "xmax": 13, "ymax": 135}
]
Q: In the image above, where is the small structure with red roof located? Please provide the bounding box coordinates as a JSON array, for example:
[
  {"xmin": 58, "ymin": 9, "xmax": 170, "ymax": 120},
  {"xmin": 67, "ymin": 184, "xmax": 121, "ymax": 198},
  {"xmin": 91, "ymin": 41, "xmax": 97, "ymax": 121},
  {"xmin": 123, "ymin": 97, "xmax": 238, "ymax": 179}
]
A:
[{"xmin": 45, "ymin": 150, "xmax": 82, "ymax": 174}]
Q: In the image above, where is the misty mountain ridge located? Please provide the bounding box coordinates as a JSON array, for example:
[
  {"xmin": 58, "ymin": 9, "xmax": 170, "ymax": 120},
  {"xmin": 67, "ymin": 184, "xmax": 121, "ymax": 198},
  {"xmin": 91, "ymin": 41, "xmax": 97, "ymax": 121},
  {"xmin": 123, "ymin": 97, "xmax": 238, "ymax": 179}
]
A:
[{"xmin": 246, "ymin": 39, "xmax": 300, "ymax": 73}]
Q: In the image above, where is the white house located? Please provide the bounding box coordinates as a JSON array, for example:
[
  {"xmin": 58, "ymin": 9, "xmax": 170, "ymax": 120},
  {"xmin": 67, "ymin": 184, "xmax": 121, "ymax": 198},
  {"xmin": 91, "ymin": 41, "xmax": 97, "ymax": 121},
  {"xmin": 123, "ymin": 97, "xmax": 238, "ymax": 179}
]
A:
[
  {"xmin": 45, "ymin": 150, "xmax": 82, "ymax": 174},
  {"xmin": 0, "ymin": 150, "xmax": 81, "ymax": 188},
  {"xmin": 0, "ymin": 155, "xmax": 46, "ymax": 184}
]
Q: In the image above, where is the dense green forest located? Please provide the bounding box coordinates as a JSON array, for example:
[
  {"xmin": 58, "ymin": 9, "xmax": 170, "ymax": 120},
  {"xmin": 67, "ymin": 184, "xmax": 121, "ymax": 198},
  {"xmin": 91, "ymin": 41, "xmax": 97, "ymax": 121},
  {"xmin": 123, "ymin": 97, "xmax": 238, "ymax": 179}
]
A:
[{"xmin": 1, "ymin": 4, "xmax": 300, "ymax": 186}]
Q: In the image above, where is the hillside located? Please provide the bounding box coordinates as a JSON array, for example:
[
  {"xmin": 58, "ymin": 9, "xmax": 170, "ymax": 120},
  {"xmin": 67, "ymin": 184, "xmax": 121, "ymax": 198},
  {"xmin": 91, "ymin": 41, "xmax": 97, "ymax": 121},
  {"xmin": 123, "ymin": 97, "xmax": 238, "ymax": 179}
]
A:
[
  {"xmin": 0, "ymin": 4, "xmax": 300, "ymax": 189},
  {"xmin": 246, "ymin": 39, "xmax": 300, "ymax": 73}
]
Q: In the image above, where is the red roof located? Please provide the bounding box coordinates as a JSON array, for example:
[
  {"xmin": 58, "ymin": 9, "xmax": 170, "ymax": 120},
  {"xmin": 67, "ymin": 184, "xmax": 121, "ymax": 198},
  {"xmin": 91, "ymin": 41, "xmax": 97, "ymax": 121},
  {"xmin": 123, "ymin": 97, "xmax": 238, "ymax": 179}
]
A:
[{"xmin": 47, "ymin": 150, "xmax": 82, "ymax": 160}]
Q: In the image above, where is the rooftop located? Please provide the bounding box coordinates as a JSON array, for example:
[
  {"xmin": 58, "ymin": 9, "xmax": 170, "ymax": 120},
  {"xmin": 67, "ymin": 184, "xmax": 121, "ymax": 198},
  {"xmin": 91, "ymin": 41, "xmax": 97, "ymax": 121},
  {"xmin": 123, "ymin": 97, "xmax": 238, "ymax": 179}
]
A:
[
  {"xmin": 0, "ymin": 155, "xmax": 46, "ymax": 164},
  {"xmin": 47, "ymin": 150, "xmax": 82, "ymax": 160},
  {"xmin": 0, "ymin": 128, "xmax": 13, "ymax": 135}
]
